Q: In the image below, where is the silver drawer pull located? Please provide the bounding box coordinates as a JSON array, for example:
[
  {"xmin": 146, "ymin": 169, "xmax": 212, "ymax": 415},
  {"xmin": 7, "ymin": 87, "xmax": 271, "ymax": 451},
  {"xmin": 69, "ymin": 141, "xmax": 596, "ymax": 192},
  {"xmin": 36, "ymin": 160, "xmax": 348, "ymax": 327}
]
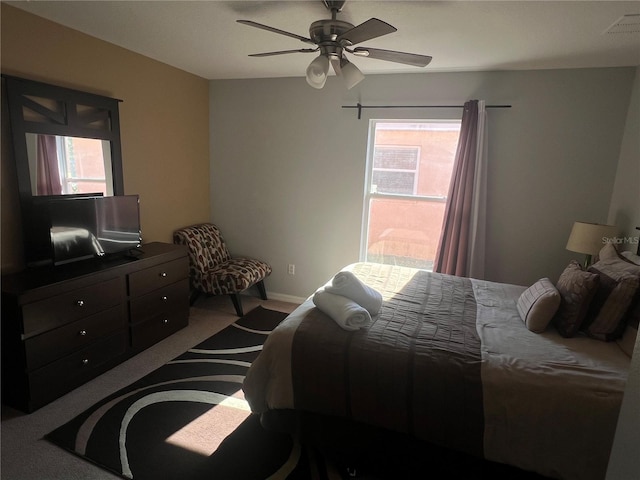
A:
[
  {"xmin": 163, "ymin": 319, "xmax": 169, "ymax": 324},
  {"xmin": 159, "ymin": 272, "xmax": 167, "ymax": 278},
  {"xmin": 82, "ymin": 358, "xmax": 90, "ymax": 366},
  {"xmin": 76, "ymin": 300, "xmax": 85, "ymax": 307},
  {"xmin": 79, "ymin": 329, "xmax": 88, "ymax": 336},
  {"xmin": 161, "ymin": 295, "xmax": 168, "ymax": 301}
]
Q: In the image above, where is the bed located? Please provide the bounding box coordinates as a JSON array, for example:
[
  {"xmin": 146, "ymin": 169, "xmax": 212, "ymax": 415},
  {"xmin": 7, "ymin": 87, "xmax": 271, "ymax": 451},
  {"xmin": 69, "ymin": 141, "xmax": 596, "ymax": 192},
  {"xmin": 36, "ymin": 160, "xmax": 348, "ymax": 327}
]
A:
[{"xmin": 243, "ymin": 258, "xmax": 635, "ymax": 480}]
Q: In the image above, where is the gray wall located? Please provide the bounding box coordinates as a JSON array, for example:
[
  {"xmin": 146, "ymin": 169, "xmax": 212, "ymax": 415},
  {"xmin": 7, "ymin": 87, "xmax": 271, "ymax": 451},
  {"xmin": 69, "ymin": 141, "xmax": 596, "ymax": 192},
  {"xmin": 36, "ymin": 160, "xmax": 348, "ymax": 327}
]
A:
[
  {"xmin": 209, "ymin": 67, "xmax": 635, "ymax": 300},
  {"xmin": 605, "ymin": 66, "xmax": 640, "ymax": 480},
  {"xmin": 608, "ymin": 67, "xmax": 640, "ymax": 250}
]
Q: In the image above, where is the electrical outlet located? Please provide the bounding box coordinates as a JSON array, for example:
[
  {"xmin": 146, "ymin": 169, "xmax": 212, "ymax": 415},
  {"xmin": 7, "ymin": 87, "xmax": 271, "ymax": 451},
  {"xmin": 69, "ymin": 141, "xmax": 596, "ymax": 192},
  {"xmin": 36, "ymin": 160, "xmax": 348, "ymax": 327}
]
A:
[{"xmin": 288, "ymin": 264, "xmax": 295, "ymax": 275}]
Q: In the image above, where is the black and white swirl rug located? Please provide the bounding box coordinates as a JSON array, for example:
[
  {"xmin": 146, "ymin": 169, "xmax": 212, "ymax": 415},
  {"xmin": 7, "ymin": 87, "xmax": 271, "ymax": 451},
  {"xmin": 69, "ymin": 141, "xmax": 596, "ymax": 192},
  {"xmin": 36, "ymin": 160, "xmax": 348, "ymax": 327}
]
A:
[
  {"xmin": 45, "ymin": 306, "xmax": 319, "ymax": 480},
  {"xmin": 45, "ymin": 305, "xmax": 548, "ymax": 480}
]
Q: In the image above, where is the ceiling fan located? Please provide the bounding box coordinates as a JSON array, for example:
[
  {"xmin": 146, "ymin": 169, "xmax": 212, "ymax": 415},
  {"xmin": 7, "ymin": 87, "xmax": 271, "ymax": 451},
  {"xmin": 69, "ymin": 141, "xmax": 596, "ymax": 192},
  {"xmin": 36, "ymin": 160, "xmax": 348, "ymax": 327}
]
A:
[{"xmin": 237, "ymin": 0, "xmax": 432, "ymax": 89}]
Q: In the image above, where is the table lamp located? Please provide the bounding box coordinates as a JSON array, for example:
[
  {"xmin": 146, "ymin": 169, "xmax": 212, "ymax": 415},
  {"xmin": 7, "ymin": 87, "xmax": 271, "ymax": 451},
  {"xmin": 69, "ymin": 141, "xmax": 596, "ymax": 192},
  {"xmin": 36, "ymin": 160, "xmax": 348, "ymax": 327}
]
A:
[{"xmin": 566, "ymin": 221, "xmax": 619, "ymax": 268}]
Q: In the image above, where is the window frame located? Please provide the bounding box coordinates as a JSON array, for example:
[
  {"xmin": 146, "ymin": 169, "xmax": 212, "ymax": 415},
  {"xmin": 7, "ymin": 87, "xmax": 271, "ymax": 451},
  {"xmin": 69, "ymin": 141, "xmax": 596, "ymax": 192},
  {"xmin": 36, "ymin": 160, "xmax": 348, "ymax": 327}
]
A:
[{"xmin": 360, "ymin": 118, "xmax": 461, "ymax": 263}]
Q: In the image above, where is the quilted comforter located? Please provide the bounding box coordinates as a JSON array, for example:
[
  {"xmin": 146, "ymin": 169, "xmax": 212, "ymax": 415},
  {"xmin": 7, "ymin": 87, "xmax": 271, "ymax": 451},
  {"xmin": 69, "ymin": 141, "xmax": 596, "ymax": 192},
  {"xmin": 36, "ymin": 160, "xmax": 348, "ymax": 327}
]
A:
[{"xmin": 243, "ymin": 263, "xmax": 629, "ymax": 480}]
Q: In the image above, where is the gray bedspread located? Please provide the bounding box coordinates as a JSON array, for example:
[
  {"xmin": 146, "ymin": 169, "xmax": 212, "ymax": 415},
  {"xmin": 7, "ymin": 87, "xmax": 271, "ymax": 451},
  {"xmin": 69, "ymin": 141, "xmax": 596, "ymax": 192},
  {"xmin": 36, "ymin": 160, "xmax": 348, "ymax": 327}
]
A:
[
  {"xmin": 289, "ymin": 264, "xmax": 484, "ymax": 456},
  {"xmin": 243, "ymin": 263, "xmax": 630, "ymax": 480}
]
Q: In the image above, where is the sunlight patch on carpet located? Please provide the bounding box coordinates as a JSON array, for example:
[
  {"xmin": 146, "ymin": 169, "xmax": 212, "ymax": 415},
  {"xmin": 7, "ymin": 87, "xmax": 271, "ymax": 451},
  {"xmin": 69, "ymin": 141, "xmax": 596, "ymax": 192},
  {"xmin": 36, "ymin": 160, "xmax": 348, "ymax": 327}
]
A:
[
  {"xmin": 164, "ymin": 390, "xmax": 250, "ymax": 456},
  {"xmin": 120, "ymin": 391, "xmax": 244, "ymax": 476},
  {"xmin": 45, "ymin": 307, "xmax": 298, "ymax": 480}
]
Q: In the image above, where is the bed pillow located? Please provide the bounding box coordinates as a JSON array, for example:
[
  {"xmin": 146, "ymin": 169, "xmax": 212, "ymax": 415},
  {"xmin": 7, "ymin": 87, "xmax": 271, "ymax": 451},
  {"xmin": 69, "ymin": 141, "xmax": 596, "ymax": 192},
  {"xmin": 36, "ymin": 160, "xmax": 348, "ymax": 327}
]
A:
[
  {"xmin": 583, "ymin": 244, "xmax": 640, "ymax": 341},
  {"xmin": 517, "ymin": 278, "xmax": 561, "ymax": 333},
  {"xmin": 552, "ymin": 261, "xmax": 600, "ymax": 338}
]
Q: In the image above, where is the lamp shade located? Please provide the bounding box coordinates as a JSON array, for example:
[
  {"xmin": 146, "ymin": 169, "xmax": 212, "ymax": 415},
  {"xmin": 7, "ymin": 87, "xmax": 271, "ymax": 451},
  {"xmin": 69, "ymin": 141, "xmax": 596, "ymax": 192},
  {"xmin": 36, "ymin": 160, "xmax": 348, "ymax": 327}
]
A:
[
  {"xmin": 566, "ymin": 222, "xmax": 619, "ymax": 255},
  {"xmin": 306, "ymin": 55, "xmax": 330, "ymax": 89},
  {"xmin": 340, "ymin": 58, "xmax": 364, "ymax": 90}
]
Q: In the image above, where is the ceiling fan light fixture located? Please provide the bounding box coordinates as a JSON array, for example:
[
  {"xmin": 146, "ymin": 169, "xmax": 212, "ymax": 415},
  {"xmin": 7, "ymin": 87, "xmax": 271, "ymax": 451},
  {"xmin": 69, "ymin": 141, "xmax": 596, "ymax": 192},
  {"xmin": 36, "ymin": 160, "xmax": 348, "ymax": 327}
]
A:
[
  {"xmin": 239, "ymin": 0, "xmax": 433, "ymax": 90},
  {"xmin": 340, "ymin": 57, "xmax": 364, "ymax": 89},
  {"xmin": 306, "ymin": 54, "xmax": 330, "ymax": 89}
]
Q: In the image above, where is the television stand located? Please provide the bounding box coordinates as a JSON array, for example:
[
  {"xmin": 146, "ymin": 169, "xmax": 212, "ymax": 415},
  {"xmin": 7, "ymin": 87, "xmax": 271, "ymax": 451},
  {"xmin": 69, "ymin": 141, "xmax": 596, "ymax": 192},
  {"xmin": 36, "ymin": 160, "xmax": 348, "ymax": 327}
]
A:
[{"xmin": 1, "ymin": 242, "xmax": 190, "ymax": 413}]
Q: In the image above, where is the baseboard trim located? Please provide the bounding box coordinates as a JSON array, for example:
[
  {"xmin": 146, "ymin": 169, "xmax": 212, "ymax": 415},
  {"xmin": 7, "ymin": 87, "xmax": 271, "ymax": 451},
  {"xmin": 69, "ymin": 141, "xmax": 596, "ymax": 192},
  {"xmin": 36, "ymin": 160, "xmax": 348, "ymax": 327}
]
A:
[{"xmin": 266, "ymin": 292, "xmax": 307, "ymax": 305}]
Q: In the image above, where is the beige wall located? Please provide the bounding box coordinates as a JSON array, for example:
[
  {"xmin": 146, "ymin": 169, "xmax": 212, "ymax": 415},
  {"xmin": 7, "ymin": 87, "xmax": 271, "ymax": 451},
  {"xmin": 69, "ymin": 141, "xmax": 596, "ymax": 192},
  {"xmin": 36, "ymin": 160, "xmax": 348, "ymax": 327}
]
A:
[{"xmin": 1, "ymin": 4, "xmax": 210, "ymax": 273}]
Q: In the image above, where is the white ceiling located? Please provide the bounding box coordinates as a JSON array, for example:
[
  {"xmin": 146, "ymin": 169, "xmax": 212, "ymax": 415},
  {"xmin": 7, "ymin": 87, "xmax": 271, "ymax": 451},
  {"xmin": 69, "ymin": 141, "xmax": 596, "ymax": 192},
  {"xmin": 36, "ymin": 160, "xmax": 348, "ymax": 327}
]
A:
[{"xmin": 6, "ymin": 1, "xmax": 640, "ymax": 80}]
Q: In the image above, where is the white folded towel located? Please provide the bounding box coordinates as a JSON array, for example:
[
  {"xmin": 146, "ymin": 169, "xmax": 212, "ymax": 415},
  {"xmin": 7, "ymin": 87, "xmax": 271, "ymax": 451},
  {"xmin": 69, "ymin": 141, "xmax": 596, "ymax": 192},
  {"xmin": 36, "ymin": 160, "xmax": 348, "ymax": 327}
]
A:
[
  {"xmin": 325, "ymin": 271, "xmax": 383, "ymax": 315},
  {"xmin": 312, "ymin": 289, "xmax": 371, "ymax": 331}
]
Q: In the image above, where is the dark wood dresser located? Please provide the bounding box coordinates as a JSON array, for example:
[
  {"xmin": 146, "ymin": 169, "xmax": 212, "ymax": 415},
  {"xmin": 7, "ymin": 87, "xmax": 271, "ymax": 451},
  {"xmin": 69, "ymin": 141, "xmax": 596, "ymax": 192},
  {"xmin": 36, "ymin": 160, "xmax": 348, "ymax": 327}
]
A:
[{"xmin": 1, "ymin": 242, "xmax": 189, "ymax": 413}]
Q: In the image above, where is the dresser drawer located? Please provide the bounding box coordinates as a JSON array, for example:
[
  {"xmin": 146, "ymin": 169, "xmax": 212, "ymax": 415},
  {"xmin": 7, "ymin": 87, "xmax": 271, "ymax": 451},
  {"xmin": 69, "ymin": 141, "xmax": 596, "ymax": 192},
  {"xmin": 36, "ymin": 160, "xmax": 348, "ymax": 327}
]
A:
[
  {"xmin": 129, "ymin": 279, "xmax": 189, "ymax": 324},
  {"xmin": 128, "ymin": 257, "xmax": 188, "ymax": 297},
  {"xmin": 28, "ymin": 330, "xmax": 128, "ymax": 408},
  {"xmin": 21, "ymin": 277, "xmax": 125, "ymax": 337},
  {"xmin": 1, "ymin": 242, "xmax": 192, "ymax": 413},
  {"xmin": 24, "ymin": 304, "xmax": 127, "ymax": 371},
  {"xmin": 130, "ymin": 307, "xmax": 189, "ymax": 351}
]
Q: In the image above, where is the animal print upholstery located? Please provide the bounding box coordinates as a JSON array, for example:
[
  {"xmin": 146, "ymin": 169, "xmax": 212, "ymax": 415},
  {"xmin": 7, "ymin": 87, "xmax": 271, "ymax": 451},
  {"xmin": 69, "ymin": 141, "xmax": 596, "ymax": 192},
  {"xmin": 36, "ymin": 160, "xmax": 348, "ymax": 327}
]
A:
[{"xmin": 173, "ymin": 223, "xmax": 272, "ymax": 296}]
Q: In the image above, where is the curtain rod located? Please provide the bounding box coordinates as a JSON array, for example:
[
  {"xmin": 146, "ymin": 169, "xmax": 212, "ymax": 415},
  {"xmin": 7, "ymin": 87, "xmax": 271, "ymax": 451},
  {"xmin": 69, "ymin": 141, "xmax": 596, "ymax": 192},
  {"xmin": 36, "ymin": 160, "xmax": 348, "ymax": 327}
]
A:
[{"xmin": 342, "ymin": 102, "xmax": 512, "ymax": 119}]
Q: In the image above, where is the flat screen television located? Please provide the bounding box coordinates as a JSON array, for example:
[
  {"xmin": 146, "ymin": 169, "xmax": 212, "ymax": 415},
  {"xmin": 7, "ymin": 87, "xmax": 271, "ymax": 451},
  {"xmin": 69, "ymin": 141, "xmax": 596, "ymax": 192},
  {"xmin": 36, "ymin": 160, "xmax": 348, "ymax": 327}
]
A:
[{"xmin": 47, "ymin": 195, "xmax": 142, "ymax": 265}]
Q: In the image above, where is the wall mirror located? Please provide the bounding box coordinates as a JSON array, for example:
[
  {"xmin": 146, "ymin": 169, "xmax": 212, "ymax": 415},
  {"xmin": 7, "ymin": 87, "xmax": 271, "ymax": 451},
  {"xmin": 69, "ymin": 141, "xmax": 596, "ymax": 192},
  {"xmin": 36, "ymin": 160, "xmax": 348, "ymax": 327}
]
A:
[
  {"xmin": 24, "ymin": 133, "xmax": 114, "ymax": 196},
  {"xmin": 2, "ymin": 75, "xmax": 125, "ymax": 266}
]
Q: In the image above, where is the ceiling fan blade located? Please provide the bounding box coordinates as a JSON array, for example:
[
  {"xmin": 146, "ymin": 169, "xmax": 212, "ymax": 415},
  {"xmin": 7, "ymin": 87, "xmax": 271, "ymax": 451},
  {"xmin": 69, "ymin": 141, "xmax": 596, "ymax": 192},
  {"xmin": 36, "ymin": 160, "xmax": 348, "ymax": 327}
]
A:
[
  {"xmin": 237, "ymin": 20, "xmax": 315, "ymax": 45},
  {"xmin": 249, "ymin": 48, "xmax": 318, "ymax": 57},
  {"xmin": 352, "ymin": 47, "xmax": 432, "ymax": 67},
  {"xmin": 337, "ymin": 18, "xmax": 397, "ymax": 46}
]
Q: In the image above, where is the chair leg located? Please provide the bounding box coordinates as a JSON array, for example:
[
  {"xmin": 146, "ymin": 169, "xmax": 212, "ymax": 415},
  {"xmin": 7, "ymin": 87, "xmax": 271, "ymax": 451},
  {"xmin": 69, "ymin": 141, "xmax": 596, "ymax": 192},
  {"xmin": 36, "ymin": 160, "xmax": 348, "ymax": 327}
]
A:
[
  {"xmin": 256, "ymin": 280, "xmax": 268, "ymax": 300},
  {"xmin": 229, "ymin": 293, "xmax": 244, "ymax": 317}
]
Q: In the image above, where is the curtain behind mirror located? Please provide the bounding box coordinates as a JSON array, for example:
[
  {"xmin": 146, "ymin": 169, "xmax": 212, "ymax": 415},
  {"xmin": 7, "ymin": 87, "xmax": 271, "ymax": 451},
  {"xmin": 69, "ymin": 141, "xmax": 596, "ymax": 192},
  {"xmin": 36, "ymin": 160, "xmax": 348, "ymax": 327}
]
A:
[{"xmin": 36, "ymin": 134, "xmax": 62, "ymax": 195}]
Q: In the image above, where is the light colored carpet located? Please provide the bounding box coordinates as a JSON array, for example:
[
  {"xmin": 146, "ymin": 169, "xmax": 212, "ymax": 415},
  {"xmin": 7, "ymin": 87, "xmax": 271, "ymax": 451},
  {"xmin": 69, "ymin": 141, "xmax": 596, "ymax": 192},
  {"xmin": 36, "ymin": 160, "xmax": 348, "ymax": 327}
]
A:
[{"xmin": 0, "ymin": 294, "xmax": 299, "ymax": 480}]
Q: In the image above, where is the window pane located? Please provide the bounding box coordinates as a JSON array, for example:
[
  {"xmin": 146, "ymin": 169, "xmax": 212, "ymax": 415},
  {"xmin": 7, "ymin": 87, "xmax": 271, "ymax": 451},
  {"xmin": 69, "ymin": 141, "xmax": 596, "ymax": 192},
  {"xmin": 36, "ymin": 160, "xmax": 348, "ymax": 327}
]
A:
[
  {"xmin": 373, "ymin": 147, "xmax": 418, "ymax": 170},
  {"xmin": 65, "ymin": 137, "xmax": 107, "ymax": 181},
  {"xmin": 372, "ymin": 171, "xmax": 415, "ymax": 195},
  {"xmin": 364, "ymin": 121, "xmax": 460, "ymax": 270},
  {"xmin": 367, "ymin": 197, "xmax": 447, "ymax": 269},
  {"xmin": 60, "ymin": 137, "xmax": 108, "ymax": 195}
]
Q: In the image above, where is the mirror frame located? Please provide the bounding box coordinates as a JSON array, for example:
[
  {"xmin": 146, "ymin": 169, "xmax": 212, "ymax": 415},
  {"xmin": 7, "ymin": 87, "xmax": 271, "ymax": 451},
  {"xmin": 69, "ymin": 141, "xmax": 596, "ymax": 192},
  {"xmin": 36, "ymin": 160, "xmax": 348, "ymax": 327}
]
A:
[
  {"xmin": 3, "ymin": 75, "xmax": 124, "ymax": 201},
  {"xmin": 2, "ymin": 75, "xmax": 125, "ymax": 266}
]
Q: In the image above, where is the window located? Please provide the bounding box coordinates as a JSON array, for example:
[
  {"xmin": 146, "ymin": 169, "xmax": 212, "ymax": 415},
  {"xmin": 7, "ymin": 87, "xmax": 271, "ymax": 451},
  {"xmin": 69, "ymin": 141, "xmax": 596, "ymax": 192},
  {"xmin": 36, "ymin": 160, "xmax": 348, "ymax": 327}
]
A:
[
  {"xmin": 57, "ymin": 136, "xmax": 111, "ymax": 195},
  {"xmin": 362, "ymin": 120, "xmax": 460, "ymax": 269}
]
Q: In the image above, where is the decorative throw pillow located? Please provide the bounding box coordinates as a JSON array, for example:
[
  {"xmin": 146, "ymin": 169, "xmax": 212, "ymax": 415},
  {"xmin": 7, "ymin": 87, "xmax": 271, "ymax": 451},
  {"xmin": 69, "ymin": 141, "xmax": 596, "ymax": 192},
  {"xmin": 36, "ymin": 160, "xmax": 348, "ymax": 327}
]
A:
[
  {"xmin": 517, "ymin": 278, "xmax": 561, "ymax": 333},
  {"xmin": 583, "ymin": 244, "xmax": 640, "ymax": 341},
  {"xmin": 552, "ymin": 261, "xmax": 600, "ymax": 338}
]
